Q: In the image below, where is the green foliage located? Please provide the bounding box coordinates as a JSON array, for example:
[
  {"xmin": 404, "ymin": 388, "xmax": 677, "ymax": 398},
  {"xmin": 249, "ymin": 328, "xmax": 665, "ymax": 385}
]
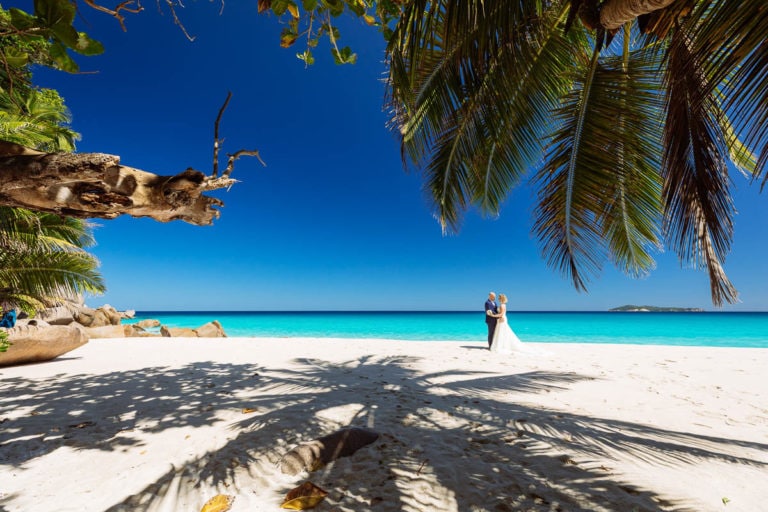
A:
[
  {"xmin": 0, "ymin": 18, "xmax": 100, "ymax": 314},
  {"xmin": 0, "ymin": 207, "xmax": 105, "ymax": 314},
  {"xmin": 1, "ymin": 0, "xmax": 766, "ymax": 308},
  {"xmin": 1, "ymin": 0, "xmax": 104, "ymax": 92},
  {"xmin": 0, "ymin": 329, "xmax": 9, "ymax": 352},
  {"xmin": 331, "ymin": 45, "xmax": 356, "ymax": 64},
  {"xmin": 0, "ymin": 87, "xmax": 80, "ymax": 152},
  {"xmin": 259, "ymin": 0, "xmax": 403, "ymax": 65},
  {"xmin": 385, "ymin": 0, "xmax": 768, "ymax": 306}
]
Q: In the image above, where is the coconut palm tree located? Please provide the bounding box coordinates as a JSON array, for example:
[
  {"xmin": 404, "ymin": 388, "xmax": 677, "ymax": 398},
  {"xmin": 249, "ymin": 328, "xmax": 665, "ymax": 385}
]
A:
[
  {"xmin": 384, "ymin": 0, "xmax": 766, "ymax": 306},
  {"xmin": 0, "ymin": 207, "xmax": 105, "ymax": 313},
  {"xmin": 0, "ymin": 87, "xmax": 104, "ymax": 314},
  {"xmin": 0, "ymin": 87, "xmax": 80, "ymax": 153}
]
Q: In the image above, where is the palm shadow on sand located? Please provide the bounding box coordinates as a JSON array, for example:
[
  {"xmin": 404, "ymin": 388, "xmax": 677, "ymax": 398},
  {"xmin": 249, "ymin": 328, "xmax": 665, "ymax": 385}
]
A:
[{"xmin": 2, "ymin": 350, "xmax": 766, "ymax": 511}]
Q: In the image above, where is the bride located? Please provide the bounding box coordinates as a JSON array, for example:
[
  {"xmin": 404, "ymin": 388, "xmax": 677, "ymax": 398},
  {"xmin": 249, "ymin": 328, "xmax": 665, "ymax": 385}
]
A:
[{"xmin": 490, "ymin": 293, "xmax": 526, "ymax": 354}]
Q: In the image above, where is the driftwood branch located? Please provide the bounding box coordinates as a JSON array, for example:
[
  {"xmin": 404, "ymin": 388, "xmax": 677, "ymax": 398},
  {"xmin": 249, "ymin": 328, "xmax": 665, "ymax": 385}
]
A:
[
  {"xmin": 0, "ymin": 95, "xmax": 264, "ymax": 226},
  {"xmin": 212, "ymin": 93, "xmax": 266, "ymax": 179},
  {"xmin": 224, "ymin": 150, "xmax": 266, "ymax": 178},
  {"xmin": 0, "ymin": 142, "xmax": 234, "ymax": 226},
  {"xmin": 212, "ymin": 91, "xmax": 232, "ymax": 178}
]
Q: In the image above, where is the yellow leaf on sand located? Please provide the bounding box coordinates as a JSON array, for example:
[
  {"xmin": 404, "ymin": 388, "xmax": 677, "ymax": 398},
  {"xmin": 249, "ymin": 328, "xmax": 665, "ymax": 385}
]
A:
[
  {"xmin": 242, "ymin": 407, "xmax": 258, "ymax": 414},
  {"xmin": 287, "ymin": 4, "xmax": 299, "ymax": 18},
  {"xmin": 281, "ymin": 481, "xmax": 328, "ymax": 510},
  {"xmin": 201, "ymin": 494, "xmax": 234, "ymax": 512}
]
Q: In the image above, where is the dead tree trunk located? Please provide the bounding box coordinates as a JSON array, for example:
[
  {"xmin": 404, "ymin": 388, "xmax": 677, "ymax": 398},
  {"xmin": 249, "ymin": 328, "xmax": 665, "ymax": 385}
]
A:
[{"xmin": 0, "ymin": 142, "xmax": 239, "ymax": 225}]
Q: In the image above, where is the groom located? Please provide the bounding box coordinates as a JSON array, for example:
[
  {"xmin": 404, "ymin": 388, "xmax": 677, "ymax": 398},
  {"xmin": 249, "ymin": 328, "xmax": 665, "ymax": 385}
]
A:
[{"xmin": 484, "ymin": 292, "xmax": 498, "ymax": 349}]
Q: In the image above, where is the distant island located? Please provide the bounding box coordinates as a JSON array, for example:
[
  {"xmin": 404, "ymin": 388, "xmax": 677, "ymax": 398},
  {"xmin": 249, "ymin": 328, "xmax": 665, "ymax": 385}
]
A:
[{"xmin": 609, "ymin": 305, "xmax": 705, "ymax": 312}]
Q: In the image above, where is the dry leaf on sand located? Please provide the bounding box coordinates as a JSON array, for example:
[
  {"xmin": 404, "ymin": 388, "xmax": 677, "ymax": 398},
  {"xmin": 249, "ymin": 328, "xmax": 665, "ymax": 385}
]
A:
[
  {"xmin": 200, "ymin": 494, "xmax": 234, "ymax": 512},
  {"xmin": 281, "ymin": 481, "xmax": 328, "ymax": 510}
]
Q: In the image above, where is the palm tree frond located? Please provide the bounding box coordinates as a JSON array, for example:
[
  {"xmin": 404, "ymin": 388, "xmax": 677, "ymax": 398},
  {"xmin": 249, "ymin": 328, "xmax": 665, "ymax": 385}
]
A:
[
  {"xmin": 598, "ymin": 48, "xmax": 665, "ymax": 278},
  {"xmin": 0, "ymin": 250, "xmax": 105, "ymax": 307},
  {"xmin": 662, "ymin": 28, "xmax": 737, "ymax": 306},
  {"xmin": 534, "ymin": 35, "xmax": 666, "ymax": 290},
  {"xmin": 0, "ymin": 88, "xmax": 80, "ymax": 152},
  {"xmin": 533, "ymin": 45, "xmax": 605, "ymax": 292},
  {"xmin": 386, "ymin": 0, "xmax": 581, "ymax": 231},
  {"xmin": 687, "ymin": 1, "xmax": 768, "ymax": 183}
]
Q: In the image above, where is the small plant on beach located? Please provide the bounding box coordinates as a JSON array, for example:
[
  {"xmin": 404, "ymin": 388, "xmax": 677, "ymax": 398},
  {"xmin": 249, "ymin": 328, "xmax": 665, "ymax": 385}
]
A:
[{"xmin": 0, "ymin": 330, "xmax": 9, "ymax": 352}]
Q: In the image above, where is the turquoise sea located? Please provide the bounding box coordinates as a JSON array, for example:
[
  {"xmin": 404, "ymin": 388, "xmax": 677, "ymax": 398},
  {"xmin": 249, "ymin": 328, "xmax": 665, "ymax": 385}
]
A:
[{"xmin": 126, "ymin": 311, "xmax": 768, "ymax": 348}]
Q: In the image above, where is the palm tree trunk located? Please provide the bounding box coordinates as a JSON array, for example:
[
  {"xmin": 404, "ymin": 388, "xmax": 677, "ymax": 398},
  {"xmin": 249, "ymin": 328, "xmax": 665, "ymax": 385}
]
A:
[
  {"xmin": 0, "ymin": 142, "xmax": 235, "ymax": 226},
  {"xmin": 600, "ymin": 0, "xmax": 678, "ymax": 29}
]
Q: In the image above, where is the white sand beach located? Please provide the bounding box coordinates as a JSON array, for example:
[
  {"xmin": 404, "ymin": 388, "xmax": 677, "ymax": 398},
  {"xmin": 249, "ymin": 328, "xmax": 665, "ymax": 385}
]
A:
[{"xmin": 1, "ymin": 338, "xmax": 766, "ymax": 512}]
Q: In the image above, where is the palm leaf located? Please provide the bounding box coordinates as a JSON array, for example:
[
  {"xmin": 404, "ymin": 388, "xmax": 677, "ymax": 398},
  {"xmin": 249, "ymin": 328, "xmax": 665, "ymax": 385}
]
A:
[
  {"xmin": 533, "ymin": 45, "xmax": 603, "ymax": 292},
  {"xmin": 661, "ymin": 27, "xmax": 737, "ymax": 306},
  {"xmin": 717, "ymin": 112, "xmax": 757, "ymax": 177},
  {"xmin": 597, "ymin": 46, "xmax": 665, "ymax": 278},
  {"xmin": 533, "ymin": 31, "xmax": 665, "ymax": 291},
  {"xmin": 0, "ymin": 249, "xmax": 105, "ymax": 307},
  {"xmin": 0, "ymin": 207, "xmax": 104, "ymax": 311},
  {"xmin": 386, "ymin": 0, "xmax": 578, "ymax": 231},
  {"xmin": 0, "ymin": 207, "xmax": 97, "ymax": 252},
  {"xmin": 0, "ymin": 88, "xmax": 79, "ymax": 152},
  {"xmin": 686, "ymin": 1, "xmax": 768, "ymax": 183}
]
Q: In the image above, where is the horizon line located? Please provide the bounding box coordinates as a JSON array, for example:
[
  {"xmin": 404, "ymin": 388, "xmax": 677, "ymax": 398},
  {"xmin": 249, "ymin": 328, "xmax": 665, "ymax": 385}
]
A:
[{"xmin": 120, "ymin": 309, "xmax": 768, "ymax": 314}]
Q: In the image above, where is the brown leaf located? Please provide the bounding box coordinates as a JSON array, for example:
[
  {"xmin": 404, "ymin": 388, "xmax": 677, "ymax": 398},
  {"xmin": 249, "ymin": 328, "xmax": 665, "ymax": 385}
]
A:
[
  {"xmin": 200, "ymin": 494, "xmax": 234, "ymax": 512},
  {"xmin": 257, "ymin": 0, "xmax": 271, "ymax": 14},
  {"xmin": 280, "ymin": 33, "xmax": 298, "ymax": 48},
  {"xmin": 281, "ymin": 482, "xmax": 328, "ymax": 510}
]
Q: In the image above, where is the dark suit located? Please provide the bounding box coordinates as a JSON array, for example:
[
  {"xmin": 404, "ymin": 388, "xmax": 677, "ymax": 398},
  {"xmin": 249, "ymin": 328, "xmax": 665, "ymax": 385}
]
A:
[{"xmin": 484, "ymin": 299, "xmax": 498, "ymax": 348}]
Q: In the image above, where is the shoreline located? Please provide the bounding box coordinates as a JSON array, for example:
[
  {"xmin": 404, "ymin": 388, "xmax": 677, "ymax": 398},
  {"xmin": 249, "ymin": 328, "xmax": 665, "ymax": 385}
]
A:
[
  {"xmin": 2, "ymin": 338, "xmax": 766, "ymax": 511},
  {"xmin": 121, "ymin": 311, "xmax": 768, "ymax": 348}
]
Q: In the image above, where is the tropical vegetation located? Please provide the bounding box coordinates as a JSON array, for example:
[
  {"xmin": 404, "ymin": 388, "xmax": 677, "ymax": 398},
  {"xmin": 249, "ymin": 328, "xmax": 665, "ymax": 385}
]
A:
[
  {"xmin": 0, "ymin": 0, "xmax": 766, "ymax": 307},
  {"xmin": 381, "ymin": 1, "xmax": 766, "ymax": 306},
  {"xmin": 0, "ymin": 20, "xmax": 104, "ymax": 322}
]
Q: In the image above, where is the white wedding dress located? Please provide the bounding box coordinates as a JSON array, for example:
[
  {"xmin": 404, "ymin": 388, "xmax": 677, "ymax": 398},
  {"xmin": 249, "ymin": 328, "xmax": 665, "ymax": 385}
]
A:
[{"xmin": 490, "ymin": 305, "xmax": 526, "ymax": 355}]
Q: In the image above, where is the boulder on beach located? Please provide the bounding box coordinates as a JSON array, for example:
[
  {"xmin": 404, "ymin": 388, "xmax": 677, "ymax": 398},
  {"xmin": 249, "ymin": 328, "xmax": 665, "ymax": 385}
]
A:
[
  {"xmin": 85, "ymin": 325, "xmax": 131, "ymax": 339},
  {"xmin": 38, "ymin": 303, "xmax": 134, "ymax": 327},
  {"xmin": 160, "ymin": 320, "xmax": 227, "ymax": 338},
  {"xmin": 73, "ymin": 304, "xmax": 122, "ymax": 328},
  {"xmin": 16, "ymin": 319, "xmax": 51, "ymax": 329},
  {"xmin": 160, "ymin": 326, "xmax": 198, "ymax": 337},
  {"xmin": 0, "ymin": 324, "xmax": 88, "ymax": 367},
  {"xmin": 35, "ymin": 305, "xmax": 75, "ymax": 326},
  {"xmin": 194, "ymin": 320, "xmax": 227, "ymax": 338},
  {"xmin": 136, "ymin": 319, "xmax": 161, "ymax": 329}
]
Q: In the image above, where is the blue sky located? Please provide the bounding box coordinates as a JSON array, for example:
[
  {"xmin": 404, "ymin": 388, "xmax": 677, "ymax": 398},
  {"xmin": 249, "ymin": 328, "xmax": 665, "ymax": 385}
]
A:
[{"xmin": 26, "ymin": 2, "xmax": 768, "ymax": 311}]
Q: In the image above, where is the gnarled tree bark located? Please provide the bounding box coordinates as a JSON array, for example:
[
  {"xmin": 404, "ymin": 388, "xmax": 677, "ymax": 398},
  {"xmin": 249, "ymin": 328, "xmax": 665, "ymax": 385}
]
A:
[
  {"xmin": 600, "ymin": 0, "xmax": 678, "ymax": 30},
  {"xmin": 0, "ymin": 142, "xmax": 237, "ymax": 225}
]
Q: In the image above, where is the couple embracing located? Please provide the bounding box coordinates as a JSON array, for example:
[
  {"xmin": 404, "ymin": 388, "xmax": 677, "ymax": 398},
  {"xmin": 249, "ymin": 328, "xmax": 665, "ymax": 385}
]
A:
[{"xmin": 484, "ymin": 291, "xmax": 524, "ymax": 354}]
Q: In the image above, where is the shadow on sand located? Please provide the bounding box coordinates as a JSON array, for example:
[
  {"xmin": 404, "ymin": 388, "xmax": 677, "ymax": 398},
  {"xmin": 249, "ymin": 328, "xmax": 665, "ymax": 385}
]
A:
[{"xmin": 2, "ymin": 351, "xmax": 766, "ymax": 511}]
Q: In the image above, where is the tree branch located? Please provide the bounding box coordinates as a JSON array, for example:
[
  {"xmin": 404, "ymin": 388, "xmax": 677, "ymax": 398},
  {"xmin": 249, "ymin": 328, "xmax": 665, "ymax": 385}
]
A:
[
  {"xmin": 212, "ymin": 91, "xmax": 232, "ymax": 178},
  {"xmin": 162, "ymin": 0, "xmax": 196, "ymax": 42},
  {"xmin": 211, "ymin": 93, "xmax": 266, "ymax": 179},
  {"xmin": 81, "ymin": 0, "xmax": 144, "ymax": 31},
  {"xmin": 223, "ymin": 150, "xmax": 266, "ymax": 178},
  {"xmin": 0, "ymin": 94, "xmax": 264, "ymax": 225},
  {"xmin": 0, "ymin": 142, "xmax": 234, "ymax": 226}
]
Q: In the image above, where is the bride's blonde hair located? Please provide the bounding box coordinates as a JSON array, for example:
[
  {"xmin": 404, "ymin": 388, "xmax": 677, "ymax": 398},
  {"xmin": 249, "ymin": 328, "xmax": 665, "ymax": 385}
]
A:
[{"xmin": 498, "ymin": 293, "xmax": 508, "ymax": 303}]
